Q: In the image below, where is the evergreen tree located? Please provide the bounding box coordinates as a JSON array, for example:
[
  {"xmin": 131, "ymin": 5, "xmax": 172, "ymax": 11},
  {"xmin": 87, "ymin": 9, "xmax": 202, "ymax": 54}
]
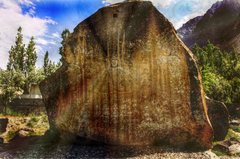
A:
[
  {"xmin": 14, "ymin": 27, "xmax": 25, "ymax": 71},
  {"xmin": 59, "ymin": 29, "xmax": 70, "ymax": 64},
  {"xmin": 7, "ymin": 46, "xmax": 14, "ymax": 71},
  {"xmin": 18, "ymin": 44, "xmax": 26, "ymax": 72},
  {"xmin": 26, "ymin": 36, "xmax": 37, "ymax": 73},
  {"xmin": 44, "ymin": 51, "xmax": 50, "ymax": 77}
]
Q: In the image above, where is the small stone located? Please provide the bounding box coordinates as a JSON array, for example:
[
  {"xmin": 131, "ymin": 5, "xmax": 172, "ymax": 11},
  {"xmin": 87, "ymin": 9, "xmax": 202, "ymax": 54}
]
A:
[
  {"xmin": 229, "ymin": 144, "xmax": 240, "ymax": 155},
  {"xmin": 230, "ymin": 120, "xmax": 239, "ymax": 126},
  {"xmin": 18, "ymin": 130, "xmax": 29, "ymax": 137}
]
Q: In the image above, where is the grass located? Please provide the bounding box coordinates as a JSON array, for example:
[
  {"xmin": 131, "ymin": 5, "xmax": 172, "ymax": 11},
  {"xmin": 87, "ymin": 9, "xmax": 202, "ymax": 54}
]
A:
[
  {"xmin": 212, "ymin": 141, "xmax": 221, "ymax": 146},
  {"xmin": 212, "ymin": 150, "xmax": 225, "ymax": 156},
  {"xmin": 41, "ymin": 112, "xmax": 48, "ymax": 123},
  {"xmin": 0, "ymin": 107, "xmax": 24, "ymax": 117},
  {"xmin": 225, "ymin": 130, "xmax": 240, "ymax": 140},
  {"xmin": 231, "ymin": 126, "xmax": 240, "ymax": 133},
  {"xmin": 28, "ymin": 131, "xmax": 42, "ymax": 136},
  {"xmin": 6, "ymin": 130, "xmax": 18, "ymax": 141},
  {"xmin": 27, "ymin": 116, "xmax": 40, "ymax": 128}
]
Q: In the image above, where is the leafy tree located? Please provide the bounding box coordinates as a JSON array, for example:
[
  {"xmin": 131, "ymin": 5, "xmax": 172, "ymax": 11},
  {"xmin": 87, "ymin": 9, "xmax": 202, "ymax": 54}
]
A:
[
  {"xmin": 59, "ymin": 29, "xmax": 70, "ymax": 64},
  {"xmin": 192, "ymin": 42, "xmax": 240, "ymax": 103},
  {"xmin": 1, "ymin": 68, "xmax": 25, "ymax": 114}
]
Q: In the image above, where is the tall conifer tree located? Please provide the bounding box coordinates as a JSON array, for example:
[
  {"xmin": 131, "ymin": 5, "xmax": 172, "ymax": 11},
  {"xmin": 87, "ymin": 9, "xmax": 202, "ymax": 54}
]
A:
[
  {"xmin": 26, "ymin": 36, "xmax": 37, "ymax": 73},
  {"xmin": 59, "ymin": 29, "xmax": 70, "ymax": 64}
]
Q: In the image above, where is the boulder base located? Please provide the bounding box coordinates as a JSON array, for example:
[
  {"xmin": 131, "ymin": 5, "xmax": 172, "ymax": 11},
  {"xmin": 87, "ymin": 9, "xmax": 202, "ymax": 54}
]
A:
[
  {"xmin": 206, "ymin": 97, "xmax": 229, "ymax": 141},
  {"xmin": 40, "ymin": 1, "xmax": 213, "ymax": 149}
]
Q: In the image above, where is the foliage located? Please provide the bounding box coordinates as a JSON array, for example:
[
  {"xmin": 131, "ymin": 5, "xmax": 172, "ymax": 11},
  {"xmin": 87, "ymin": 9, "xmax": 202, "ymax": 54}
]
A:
[
  {"xmin": 59, "ymin": 29, "xmax": 70, "ymax": 64},
  {"xmin": 43, "ymin": 51, "xmax": 60, "ymax": 77},
  {"xmin": 211, "ymin": 150, "xmax": 226, "ymax": 156},
  {"xmin": 231, "ymin": 126, "xmax": 240, "ymax": 133},
  {"xmin": 0, "ymin": 68, "xmax": 25, "ymax": 114},
  {"xmin": 225, "ymin": 130, "xmax": 240, "ymax": 140},
  {"xmin": 27, "ymin": 115, "xmax": 40, "ymax": 128},
  {"xmin": 192, "ymin": 41, "xmax": 240, "ymax": 103},
  {"xmin": 0, "ymin": 108, "xmax": 24, "ymax": 117},
  {"xmin": 41, "ymin": 112, "xmax": 48, "ymax": 122},
  {"xmin": 2, "ymin": 27, "xmax": 65, "ymax": 112},
  {"xmin": 26, "ymin": 36, "xmax": 37, "ymax": 73},
  {"xmin": 6, "ymin": 130, "xmax": 18, "ymax": 142}
]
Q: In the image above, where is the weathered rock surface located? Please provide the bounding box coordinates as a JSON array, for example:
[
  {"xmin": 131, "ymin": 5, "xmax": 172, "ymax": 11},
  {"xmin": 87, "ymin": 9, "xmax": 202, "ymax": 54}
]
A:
[
  {"xmin": 213, "ymin": 137, "xmax": 240, "ymax": 155},
  {"xmin": 0, "ymin": 118, "xmax": 8, "ymax": 133},
  {"xmin": 205, "ymin": 96, "xmax": 229, "ymax": 141},
  {"xmin": 40, "ymin": 1, "xmax": 213, "ymax": 149}
]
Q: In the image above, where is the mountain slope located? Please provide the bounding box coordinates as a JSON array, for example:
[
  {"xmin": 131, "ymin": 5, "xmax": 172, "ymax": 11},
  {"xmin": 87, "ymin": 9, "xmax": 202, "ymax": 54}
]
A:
[{"xmin": 177, "ymin": 0, "xmax": 240, "ymax": 53}]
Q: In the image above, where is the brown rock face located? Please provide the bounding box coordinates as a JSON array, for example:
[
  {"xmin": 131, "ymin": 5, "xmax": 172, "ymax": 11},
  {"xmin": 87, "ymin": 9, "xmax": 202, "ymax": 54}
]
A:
[{"xmin": 40, "ymin": 1, "xmax": 213, "ymax": 149}]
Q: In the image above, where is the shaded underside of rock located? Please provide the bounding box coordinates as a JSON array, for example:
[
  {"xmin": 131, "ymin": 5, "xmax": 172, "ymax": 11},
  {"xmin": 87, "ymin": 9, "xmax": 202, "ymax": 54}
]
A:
[
  {"xmin": 40, "ymin": 1, "xmax": 213, "ymax": 149},
  {"xmin": 205, "ymin": 96, "xmax": 229, "ymax": 142}
]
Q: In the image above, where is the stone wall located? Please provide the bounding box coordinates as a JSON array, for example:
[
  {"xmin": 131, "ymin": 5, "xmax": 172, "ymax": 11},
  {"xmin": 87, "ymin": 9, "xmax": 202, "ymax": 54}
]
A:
[{"xmin": 0, "ymin": 99, "xmax": 46, "ymax": 116}]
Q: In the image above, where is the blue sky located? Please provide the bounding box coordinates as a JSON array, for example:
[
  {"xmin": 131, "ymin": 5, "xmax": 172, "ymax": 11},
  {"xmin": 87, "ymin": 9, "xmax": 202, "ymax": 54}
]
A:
[{"xmin": 0, "ymin": 0, "xmax": 222, "ymax": 70}]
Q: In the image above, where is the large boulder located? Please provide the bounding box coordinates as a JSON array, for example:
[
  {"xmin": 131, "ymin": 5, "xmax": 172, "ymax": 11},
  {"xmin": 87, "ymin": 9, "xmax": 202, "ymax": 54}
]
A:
[
  {"xmin": 205, "ymin": 97, "xmax": 229, "ymax": 141},
  {"xmin": 40, "ymin": 1, "xmax": 213, "ymax": 149}
]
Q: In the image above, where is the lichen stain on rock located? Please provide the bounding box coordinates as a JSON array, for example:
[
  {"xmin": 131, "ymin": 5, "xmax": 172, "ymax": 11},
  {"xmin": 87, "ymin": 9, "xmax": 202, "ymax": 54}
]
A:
[{"xmin": 40, "ymin": 1, "xmax": 213, "ymax": 149}]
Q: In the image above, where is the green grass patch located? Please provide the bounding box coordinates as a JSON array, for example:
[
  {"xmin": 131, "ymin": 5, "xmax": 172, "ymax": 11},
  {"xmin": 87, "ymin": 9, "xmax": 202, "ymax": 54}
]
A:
[
  {"xmin": 0, "ymin": 108, "xmax": 24, "ymax": 117},
  {"xmin": 231, "ymin": 126, "xmax": 240, "ymax": 133},
  {"xmin": 28, "ymin": 131, "xmax": 42, "ymax": 136},
  {"xmin": 212, "ymin": 141, "xmax": 221, "ymax": 146},
  {"xmin": 6, "ymin": 130, "xmax": 17, "ymax": 141},
  {"xmin": 225, "ymin": 130, "xmax": 240, "ymax": 140},
  {"xmin": 27, "ymin": 115, "xmax": 40, "ymax": 128},
  {"xmin": 41, "ymin": 113, "xmax": 48, "ymax": 122},
  {"xmin": 212, "ymin": 150, "xmax": 226, "ymax": 156}
]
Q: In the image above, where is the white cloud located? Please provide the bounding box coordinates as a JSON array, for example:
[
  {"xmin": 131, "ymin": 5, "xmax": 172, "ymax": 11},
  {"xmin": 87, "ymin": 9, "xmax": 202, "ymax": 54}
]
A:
[
  {"xmin": 150, "ymin": 0, "xmax": 173, "ymax": 7},
  {"xmin": 174, "ymin": 9, "xmax": 206, "ymax": 29},
  {"xmin": 0, "ymin": 0, "xmax": 57, "ymax": 70},
  {"xmin": 52, "ymin": 32, "xmax": 61, "ymax": 39},
  {"xmin": 35, "ymin": 38, "xmax": 48, "ymax": 45}
]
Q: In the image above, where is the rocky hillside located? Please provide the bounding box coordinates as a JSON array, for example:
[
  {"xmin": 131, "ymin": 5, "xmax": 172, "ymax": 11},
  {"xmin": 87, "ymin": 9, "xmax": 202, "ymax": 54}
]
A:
[
  {"xmin": 177, "ymin": 0, "xmax": 240, "ymax": 53},
  {"xmin": 177, "ymin": 16, "xmax": 203, "ymax": 39}
]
